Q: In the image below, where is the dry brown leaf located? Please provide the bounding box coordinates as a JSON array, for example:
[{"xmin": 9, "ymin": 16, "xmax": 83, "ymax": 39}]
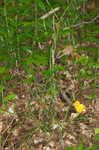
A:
[
  {"xmin": 62, "ymin": 45, "xmax": 73, "ymax": 56},
  {"xmin": 62, "ymin": 45, "xmax": 80, "ymax": 58},
  {"xmin": 48, "ymin": 40, "xmax": 54, "ymax": 46},
  {"xmin": 13, "ymin": 128, "xmax": 20, "ymax": 136},
  {"xmin": 0, "ymin": 122, "xmax": 3, "ymax": 133},
  {"xmin": 88, "ymin": 1, "xmax": 96, "ymax": 9},
  {"xmin": 88, "ymin": 1, "xmax": 99, "ymax": 10},
  {"xmin": 72, "ymin": 52, "xmax": 80, "ymax": 58}
]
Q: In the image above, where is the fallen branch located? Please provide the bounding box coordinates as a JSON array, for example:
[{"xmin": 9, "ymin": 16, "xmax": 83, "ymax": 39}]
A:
[
  {"xmin": 2, "ymin": 117, "xmax": 15, "ymax": 135},
  {"xmin": 40, "ymin": 7, "xmax": 60, "ymax": 20},
  {"xmin": 64, "ymin": 15, "xmax": 99, "ymax": 29}
]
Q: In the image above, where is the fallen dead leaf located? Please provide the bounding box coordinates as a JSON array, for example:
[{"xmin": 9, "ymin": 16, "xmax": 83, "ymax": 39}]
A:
[
  {"xmin": 72, "ymin": 52, "xmax": 80, "ymax": 58},
  {"xmin": 88, "ymin": 1, "xmax": 99, "ymax": 10},
  {"xmin": 0, "ymin": 121, "xmax": 3, "ymax": 133},
  {"xmin": 62, "ymin": 45, "xmax": 73, "ymax": 56},
  {"xmin": 43, "ymin": 146, "xmax": 51, "ymax": 150},
  {"xmin": 13, "ymin": 128, "xmax": 19, "ymax": 136},
  {"xmin": 48, "ymin": 141, "xmax": 55, "ymax": 148}
]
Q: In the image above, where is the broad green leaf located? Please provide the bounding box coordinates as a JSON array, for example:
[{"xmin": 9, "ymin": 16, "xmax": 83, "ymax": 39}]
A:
[
  {"xmin": 78, "ymin": 143, "xmax": 84, "ymax": 150},
  {"xmin": 66, "ymin": 146, "xmax": 76, "ymax": 150},
  {"xmin": 95, "ymin": 134, "xmax": 99, "ymax": 141},
  {"xmin": 0, "ymin": 67, "xmax": 6, "ymax": 74},
  {"xmin": 0, "ymin": 110, "xmax": 6, "ymax": 114},
  {"xmin": 95, "ymin": 128, "xmax": 99, "ymax": 135},
  {"xmin": 3, "ymin": 94, "xmax": 16, "ymax": 103},
  {"xmin": 77, "ymin": 55, "xmax": 88, "ymax": 65},
  {"xmin": 1, "ymin": 104, "xmax": 7, "ymax": 110}
]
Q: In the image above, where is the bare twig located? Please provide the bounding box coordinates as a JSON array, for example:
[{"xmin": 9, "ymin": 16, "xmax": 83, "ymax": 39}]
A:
[
  {"xmin": 40, "ymin": 7, "xmax": 60, "ymax": 20},
  {"xmin": 64, "ymin": 15, "xmax": 99, "ymax": 29},
  {"xmin": 2, "ymin": 117, "xmax": 15, "ymax": 135}
]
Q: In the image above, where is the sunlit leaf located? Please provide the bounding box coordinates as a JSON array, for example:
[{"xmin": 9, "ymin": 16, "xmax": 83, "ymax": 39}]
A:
[
  {"xmin": 95, "ymin": 128, "xmax": 99, "ymax": 135},
  {"xmin": 3, "ymin": 94, "xmax": 16, "ymax": 103}
]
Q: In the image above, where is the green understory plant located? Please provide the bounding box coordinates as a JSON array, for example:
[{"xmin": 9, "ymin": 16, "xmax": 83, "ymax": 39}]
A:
[{"xmin": 0, "ymin": 0, "xmax": 99, "ymax": 149}]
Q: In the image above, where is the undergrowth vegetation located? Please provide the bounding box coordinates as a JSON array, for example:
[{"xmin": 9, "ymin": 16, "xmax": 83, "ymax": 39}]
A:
[{"xmin": 0, "ymin": 0, "xmax": 99, "ymax": 149}]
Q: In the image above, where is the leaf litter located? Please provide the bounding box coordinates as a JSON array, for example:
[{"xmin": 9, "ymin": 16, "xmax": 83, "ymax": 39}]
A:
[{"xmin": 0, "ymin": 45, "xmax": 99, "ymax": 149}]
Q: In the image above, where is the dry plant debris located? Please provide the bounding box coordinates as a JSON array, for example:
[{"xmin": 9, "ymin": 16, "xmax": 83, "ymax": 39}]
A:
[{"xmin": 0, "ymin": 68, "xmax": 99, "ymax": 150}]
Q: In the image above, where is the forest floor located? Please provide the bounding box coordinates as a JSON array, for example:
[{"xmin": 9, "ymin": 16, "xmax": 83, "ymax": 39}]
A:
[
  {"xmin": 0, "ymin": 60, "xmax": 99, "ymax": 150},
  {"xmin": 0, "ymin": 1, "xmax": 99, "ymax": 149}
]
